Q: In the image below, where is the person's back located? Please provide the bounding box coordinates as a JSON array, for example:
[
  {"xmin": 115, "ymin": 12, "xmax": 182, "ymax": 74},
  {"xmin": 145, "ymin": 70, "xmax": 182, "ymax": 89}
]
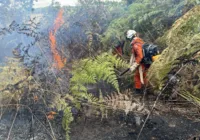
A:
[{"xmin": 130, "ymin": 37, "xmax": 144, "ymax": 65}]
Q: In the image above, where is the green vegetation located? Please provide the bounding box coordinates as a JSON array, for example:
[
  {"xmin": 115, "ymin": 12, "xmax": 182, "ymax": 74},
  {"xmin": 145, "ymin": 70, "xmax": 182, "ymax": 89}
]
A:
[
  {"xmin": 0, "ymin": 58, "xmax": 31, "ymax": 105},
  {"xmin": 148, "ymin": 6, "xmax": 200, "ymax": 89},
  {"xmin": 70, "ymin": 52, "xmax": 129, "ymax": 100},
  {"xmin": 1, "ymin": 0, "xmax": 200, "ymax": 139}
]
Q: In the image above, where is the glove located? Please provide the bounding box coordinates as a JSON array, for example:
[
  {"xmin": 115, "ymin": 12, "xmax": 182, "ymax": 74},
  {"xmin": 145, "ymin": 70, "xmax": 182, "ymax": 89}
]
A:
[{"xmin": 130, "ymin": 62, "xmax": 139, "ymax": 72}]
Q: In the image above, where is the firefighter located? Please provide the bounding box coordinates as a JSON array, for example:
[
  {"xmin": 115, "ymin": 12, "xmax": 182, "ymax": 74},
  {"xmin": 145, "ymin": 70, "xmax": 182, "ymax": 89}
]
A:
[
  {"xmin": 112, "ymin": 40, "xmax": 125, "ymax": 57},
  {"xmin": 111, "ymin": 36, "xmax": 125, "ymax": 58},
  {"xmin": 126, "ymin": 30, "xmax": 149, "ymax": 94}
]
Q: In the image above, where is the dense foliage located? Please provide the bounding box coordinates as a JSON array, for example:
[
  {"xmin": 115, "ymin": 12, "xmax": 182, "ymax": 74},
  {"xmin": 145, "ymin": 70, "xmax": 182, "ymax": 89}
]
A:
[{"xmin": 0, "ymin": 0, "xmax": 200, "ymax": 139}]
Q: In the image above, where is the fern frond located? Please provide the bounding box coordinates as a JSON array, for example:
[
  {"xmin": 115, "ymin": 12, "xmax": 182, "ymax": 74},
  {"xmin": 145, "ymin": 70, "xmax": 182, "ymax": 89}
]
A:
[
  {"xmin": 70, "ymin": 84, "xmax": 88, "ymax": 93},
  {"xmin": 103, "ymin": 90, "xmax": 149, "ymax": 115},
  {"xmin": 70, "ymin": 52, "xmax": 129, "ymax": 101},
  {"xmin": 62, "ymin": 106, "xmax": 73, "ymax": 140}
]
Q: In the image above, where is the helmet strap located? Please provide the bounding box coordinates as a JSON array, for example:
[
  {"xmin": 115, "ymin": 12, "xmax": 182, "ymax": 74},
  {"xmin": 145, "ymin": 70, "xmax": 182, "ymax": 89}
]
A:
[{"xmin": 131, "ymin": 35, "xmax": 136, "ymax": 41}]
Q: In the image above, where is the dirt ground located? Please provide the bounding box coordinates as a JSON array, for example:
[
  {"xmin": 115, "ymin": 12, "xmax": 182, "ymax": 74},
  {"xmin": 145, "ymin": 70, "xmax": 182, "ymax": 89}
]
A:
[
  {"xmin": 70, "ymin": 111, "xmax": 200, "ymax": 140},
  {"xmin": 0, "ymin": 100, "xmax": 200, "ymax": 140}
]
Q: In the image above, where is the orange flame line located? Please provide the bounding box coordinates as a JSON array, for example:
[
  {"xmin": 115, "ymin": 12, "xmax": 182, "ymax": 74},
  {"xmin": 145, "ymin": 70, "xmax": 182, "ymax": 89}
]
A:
[
  {"xmin": 53, "ymin": 9, "xmax": 64, "ymax": 33},
  {"xmin": 49, "ymin": 9, "xmax": 65, "ymax": 70}
]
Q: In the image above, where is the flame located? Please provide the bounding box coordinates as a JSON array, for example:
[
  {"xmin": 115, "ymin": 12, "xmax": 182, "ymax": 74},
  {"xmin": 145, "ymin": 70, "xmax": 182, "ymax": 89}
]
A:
[
  {"xmin": 47, "ymin": 111, "xmax": 57, "ymax": 120},
  {"xmin": 49, "ymin": 9, "xmax": 65, "ymax": 70}
]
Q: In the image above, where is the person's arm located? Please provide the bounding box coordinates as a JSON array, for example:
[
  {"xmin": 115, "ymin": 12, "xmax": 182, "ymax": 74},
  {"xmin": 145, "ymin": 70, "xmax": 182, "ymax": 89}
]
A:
[
  {"xmin": 129, "ymin": 53, "xmax": 134, "ymax": 66},
  {"xmin": 134, "ymin": 44, "xmax": 143, "ymax": 64},
  {"xmin": 130, "ymin": 44, "xmax": 143, "ymax": 72}
]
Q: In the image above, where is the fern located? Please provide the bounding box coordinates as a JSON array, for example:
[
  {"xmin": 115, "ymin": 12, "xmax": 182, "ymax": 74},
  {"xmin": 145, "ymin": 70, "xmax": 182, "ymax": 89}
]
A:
[
  {"xmin": 101, "ymin": 0, "xmax": 197, "ymax": 48},
  {"xmin": 61, "ymin": 53, "xmax": 129, "ymax": 139},
  {"xmin": 70, "ymin": 52, "xmax": 129, "ymax": 102},
  {"xmin": 103, "ymin": 90, "xmax": 149, "ymax": 115},
  {"xmin": 62, "ymin": 106, "xmax": 73, "ymax": 140}
]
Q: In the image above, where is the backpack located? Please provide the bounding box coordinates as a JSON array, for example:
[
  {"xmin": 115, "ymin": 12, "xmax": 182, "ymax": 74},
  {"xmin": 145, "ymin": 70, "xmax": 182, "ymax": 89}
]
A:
[{"xmin": 142, "ymin": 43, "xmax": 159, "ymax": 64}]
